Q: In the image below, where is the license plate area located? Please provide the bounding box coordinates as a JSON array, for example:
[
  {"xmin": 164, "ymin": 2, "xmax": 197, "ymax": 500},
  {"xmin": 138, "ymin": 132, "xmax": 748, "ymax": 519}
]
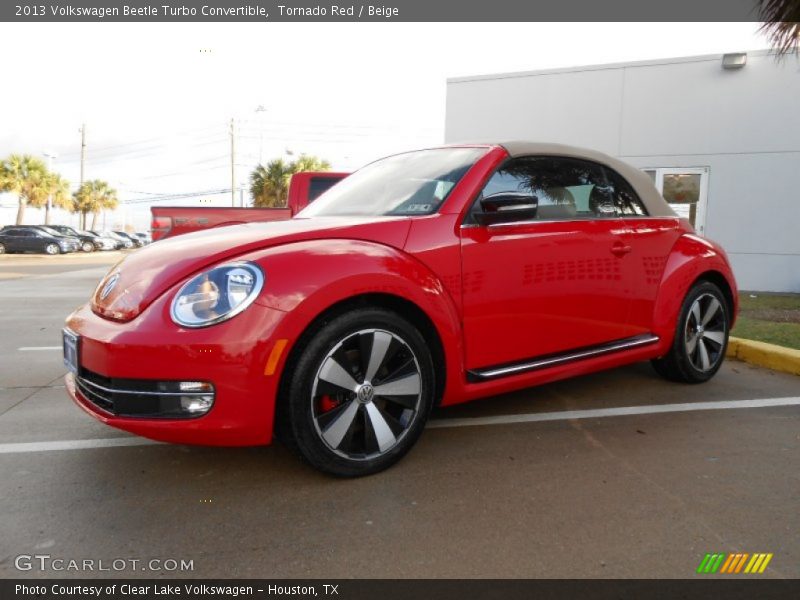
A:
[{"xmin": 63, "ymin": 329, "xmax": 79, "ymax": 374}]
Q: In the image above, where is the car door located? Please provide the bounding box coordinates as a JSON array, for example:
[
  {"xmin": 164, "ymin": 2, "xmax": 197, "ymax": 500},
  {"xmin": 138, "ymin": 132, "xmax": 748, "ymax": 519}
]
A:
[
  {"xmin": 603, "ymin": 168, "xmax": 686, "ymax": 337},
  {"xmin": 460, "ymin": 155, "xmax": 637, "ymax": 371},
  {"xmin": 15, "ymin": 230, "xmax": 36, "ymax": 252},
  {"xmin": 0, "ymin": 231, "xmax": 18, "ymax": 251}
]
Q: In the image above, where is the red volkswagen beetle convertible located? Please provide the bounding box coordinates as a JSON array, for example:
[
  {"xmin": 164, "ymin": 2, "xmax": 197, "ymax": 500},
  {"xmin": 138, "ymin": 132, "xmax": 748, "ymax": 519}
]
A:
[{"xmin": 64, "ymin": 142, "xmax": 737, "ymax": 476}]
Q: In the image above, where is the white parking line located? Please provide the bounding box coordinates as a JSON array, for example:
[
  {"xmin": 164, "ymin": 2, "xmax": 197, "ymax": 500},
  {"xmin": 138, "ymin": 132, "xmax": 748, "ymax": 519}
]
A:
[
  {"xmin": 0, "ymin": 437, "xmax": 161, "ymax": 454},
  {"xmin": 0, "ymin": 397, "xmax": 797, "ymax": 456},
  {"xmin": 428, "ymin": 396, "xmax": 800, "ymax": 429},
  {"xmin": 18, "ymin": 346, "xmax": 61, "ymax": 351}
]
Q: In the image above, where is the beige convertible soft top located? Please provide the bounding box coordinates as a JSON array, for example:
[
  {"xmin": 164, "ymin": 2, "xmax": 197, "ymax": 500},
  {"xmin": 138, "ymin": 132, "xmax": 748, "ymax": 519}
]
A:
[{"xmin": 492, "ymin": 141, "xmax": 675, "ymax": 218}]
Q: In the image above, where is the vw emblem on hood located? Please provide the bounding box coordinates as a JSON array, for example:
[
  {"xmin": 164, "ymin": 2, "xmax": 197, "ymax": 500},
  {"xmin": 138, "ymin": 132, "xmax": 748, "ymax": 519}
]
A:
[{"xmin": 99, "ymin": 272, "xmax": 120, "ymax": 300}]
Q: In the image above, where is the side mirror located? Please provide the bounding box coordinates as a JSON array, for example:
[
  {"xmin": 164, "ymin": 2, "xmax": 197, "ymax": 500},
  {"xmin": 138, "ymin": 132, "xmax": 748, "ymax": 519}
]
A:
[{"xmin": 474, "ymin": 192, "xmax": 538, "ymax": 226}]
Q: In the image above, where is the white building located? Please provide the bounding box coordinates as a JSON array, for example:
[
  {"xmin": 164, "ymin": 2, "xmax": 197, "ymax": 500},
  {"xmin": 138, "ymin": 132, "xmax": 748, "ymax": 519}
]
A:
[{"xmin": 445, "ymin": 50, "xmax": 800, "ymax": 293}]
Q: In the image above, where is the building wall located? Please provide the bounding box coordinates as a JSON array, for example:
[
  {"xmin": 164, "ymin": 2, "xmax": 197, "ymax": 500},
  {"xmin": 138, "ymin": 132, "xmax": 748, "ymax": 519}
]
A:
[{"xmin": 445, "ymin": 51, "xmax": 800, "ymax": 292}]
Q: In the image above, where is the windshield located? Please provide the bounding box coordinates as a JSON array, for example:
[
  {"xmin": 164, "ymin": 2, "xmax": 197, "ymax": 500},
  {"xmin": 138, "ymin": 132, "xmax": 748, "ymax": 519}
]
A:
[{"xmin": 298, "ymin": 147, "xmax": 487, "ymax": 218}]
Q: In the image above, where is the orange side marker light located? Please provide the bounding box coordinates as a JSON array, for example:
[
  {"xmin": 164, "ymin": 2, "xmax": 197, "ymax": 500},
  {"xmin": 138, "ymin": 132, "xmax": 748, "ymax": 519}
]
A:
[{"xmin": 264, "ymin": 339, "xmax": 289, "ymax": 376}]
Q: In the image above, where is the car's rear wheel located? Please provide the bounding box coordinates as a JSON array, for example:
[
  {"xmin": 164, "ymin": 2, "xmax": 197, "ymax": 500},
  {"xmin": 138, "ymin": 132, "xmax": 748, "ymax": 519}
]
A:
[
  {"xmin": 81, "ymin": 241, "xmax": 94, "ymax": 252},
  {"xmin": 281, "ymin": 308, "xmax": 435, "ymax": 477},
  {"xmin": 652, "ymin": 281, "xmax": 729, "ymax": 383},
  {"xmin": 45, "ymin": 243, "xmax": 60, "ymax": 255},
  {"xmin": 0, "ymin": 243, "xmax": 5, "ymax": 254}
]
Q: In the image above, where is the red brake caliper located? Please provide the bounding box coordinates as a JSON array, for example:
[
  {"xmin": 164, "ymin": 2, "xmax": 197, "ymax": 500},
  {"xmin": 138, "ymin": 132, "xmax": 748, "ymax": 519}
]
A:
[{"xmin": 319, "ymin": 395, "xmax": 339, "ymax": 413}]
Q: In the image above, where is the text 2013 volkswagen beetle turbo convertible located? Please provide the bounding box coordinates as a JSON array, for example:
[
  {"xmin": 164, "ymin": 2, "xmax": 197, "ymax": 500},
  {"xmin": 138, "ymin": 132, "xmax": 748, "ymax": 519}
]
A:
[{"xmin": 64, "ymin": 142, "xmax": 737, "ymax": 476}]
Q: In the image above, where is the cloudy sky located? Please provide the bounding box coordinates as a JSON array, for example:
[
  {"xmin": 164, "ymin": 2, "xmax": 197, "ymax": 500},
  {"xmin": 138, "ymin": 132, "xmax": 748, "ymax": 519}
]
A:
[{"xmin": 0, "ymin": 22, "xmax": 767, "ymax": 229}]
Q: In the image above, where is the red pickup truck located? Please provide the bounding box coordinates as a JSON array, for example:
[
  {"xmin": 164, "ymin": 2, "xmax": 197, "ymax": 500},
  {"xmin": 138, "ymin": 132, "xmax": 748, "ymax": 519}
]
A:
[{"xmin": 150, "ymin": 171, "xmax": 348, "ymax": 241}]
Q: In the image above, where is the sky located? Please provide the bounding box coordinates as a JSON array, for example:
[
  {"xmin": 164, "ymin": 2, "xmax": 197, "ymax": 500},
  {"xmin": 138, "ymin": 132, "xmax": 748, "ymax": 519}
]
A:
[{"xmin": 0, "ymin": 22, "xmax": 768, "ymax": 230}]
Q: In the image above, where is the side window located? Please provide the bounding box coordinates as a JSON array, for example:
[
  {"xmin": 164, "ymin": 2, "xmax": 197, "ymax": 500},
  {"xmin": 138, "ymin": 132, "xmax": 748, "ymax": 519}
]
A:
[
  {"xmin": 604, "ymin": 168, "xmax": 648, "ymax": 216},
  {"xmin": 475, "ymin": 156, "xmax": 617, "ymax": 222}
]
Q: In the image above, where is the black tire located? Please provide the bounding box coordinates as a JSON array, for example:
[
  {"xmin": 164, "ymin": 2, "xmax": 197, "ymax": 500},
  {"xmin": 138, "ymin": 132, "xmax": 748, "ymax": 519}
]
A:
[
  {"xmin": 81, "ymin": 241, "xmax": 94, "ymax": 252},
  {"xmin": 652, "ymin": 281, "xmax": 730, "ymax": 383},
  {"xmin": 45, "ymin": 243, "xmax": 60, "ymax": 255},
  {"xmin": 279, "ymin": 308, "xmax": 435, "ymax": 477}
]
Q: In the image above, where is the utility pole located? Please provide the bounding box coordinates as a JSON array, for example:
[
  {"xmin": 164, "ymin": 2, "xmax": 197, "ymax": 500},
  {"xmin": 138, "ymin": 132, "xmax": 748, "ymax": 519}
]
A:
[
  {"xmin": 229, "ymin": 118, "xmax": 236, "ymax": 207},
  {"xmin": 79, "ymin": 123, "xmax": 87, "ymax": 229}
]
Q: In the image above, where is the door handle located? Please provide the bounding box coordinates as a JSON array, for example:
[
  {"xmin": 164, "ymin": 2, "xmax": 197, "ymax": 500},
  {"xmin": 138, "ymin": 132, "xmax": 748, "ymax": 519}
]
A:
[{"xmin": 610, "ymin": 243, "xmax": 632, "ymax": 257}]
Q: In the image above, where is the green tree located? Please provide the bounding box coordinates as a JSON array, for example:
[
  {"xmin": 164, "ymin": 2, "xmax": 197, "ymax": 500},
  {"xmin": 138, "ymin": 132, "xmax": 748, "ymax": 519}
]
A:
[
  {"xmin": 291, "ymin": 154, "xmax": 332, "ymax": 174},
  {"xmin": 758, "ymin": 0, "xmax": 800, "ymax": 55},
  {"xmin": 73, "ymin": 180, "xmax": 118, "ymax": 230},
  {"xmin": 249, "ymin": 154, "xmax": 331, "ymax": 208},
  {"xmin": 24, "ymin": 171, "xmax": 73, "ymax": 225},
  {"xmin": 0, "ymin": 154, "xmax": 48, "ymax": 224}
]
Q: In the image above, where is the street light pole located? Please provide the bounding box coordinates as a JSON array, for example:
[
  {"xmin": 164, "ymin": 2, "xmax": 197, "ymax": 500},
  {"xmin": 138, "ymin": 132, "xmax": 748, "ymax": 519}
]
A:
[
  {"xmin": 255, "ymin": 105, "xmax": 267, "ymax": 165},
  {"xmin": 43, "ymin": 151, "xmax": 57, "ymax": 225},
  {"xmin": 229, "ymin": 118, "xmax": 236, "ymax": 207}
]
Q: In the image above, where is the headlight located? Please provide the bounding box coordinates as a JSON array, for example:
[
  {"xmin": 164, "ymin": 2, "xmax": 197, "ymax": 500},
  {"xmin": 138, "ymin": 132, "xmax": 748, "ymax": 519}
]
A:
[{"xmin": 170, "ymin": 262, "xmax": 264, "ymax": 328}]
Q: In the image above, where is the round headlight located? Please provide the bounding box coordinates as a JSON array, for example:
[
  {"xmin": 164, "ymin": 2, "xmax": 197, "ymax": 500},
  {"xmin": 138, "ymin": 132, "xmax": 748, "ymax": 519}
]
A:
[{"xmin": 170, "ymin": 262, "xmax": 264, "ymax": 328}]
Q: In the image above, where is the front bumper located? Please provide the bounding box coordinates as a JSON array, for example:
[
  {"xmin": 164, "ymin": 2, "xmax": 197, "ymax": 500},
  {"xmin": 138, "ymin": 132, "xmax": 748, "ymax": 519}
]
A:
[{"xmin": 65, "ymin": 295, "xmax": 290, "ymax": 446}]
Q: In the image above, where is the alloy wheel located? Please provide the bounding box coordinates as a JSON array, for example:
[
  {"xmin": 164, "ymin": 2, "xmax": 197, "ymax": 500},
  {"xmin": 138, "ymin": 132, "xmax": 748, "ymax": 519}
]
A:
[
  {"xmin": 684, "ymin": 293, "xmax": 727, "ymax": 372},
  {"xmin": 46, "ymin": 244, "xmax": 59, "ymax": 255},
  {"xmin": 311, "ymin": 328, "xmax": 423, "ymax": 461}
]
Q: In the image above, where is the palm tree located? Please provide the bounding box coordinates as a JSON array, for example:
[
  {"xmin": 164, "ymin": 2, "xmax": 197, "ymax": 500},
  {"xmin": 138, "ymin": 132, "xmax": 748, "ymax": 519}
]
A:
[
  {"xmin": 0, "ymin": 154, "xmax": 48, "ymax": 224},
  {"xmin": 73, "ymin": 180, "xmax": 118, "ymax": 230},
  {"xmin": 758, "ymin": 0, "xmax": 800, "ymax": 55},
  {"xmin": 25, "ymin": 171, "xmax": 72, "ymax": 225},
  {"xmin": 292, "ymin": 154, "xmax": 332, "ymax": 173},
  {"xmin": 250, "ymin": 158, "xmax": 294, "ymax": 208},
  {"xmin": 249, "ymin": 155, "xmax": 331, "ymax": 208}
]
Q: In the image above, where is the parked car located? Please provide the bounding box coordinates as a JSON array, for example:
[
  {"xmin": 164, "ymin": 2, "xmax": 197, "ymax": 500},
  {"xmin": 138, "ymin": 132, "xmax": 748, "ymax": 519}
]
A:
[
  {"xmin": 114, "ymin": 231, "xmax": 145, "ymax": 248},
  {"xmin": 39, "ymin": 225, "xmax": 106, "ymax": 253},
  {"xmin": 64, "ymin": 142, "xmax": 737, "ymax": 476},
  {"xmin": 133, "ymin": 232, "xmax": 151, "ymax": 245},
  {"xmin": 150, "ymin": 171, "xmax": 348, "ymax": 241},
  {"xmin": 91, "ymin": 230, "xmax": 134, "ymax": 249},
  {"xmin": 84, "ymin": 231, "xmax": 120, "ymax": 251},
  {"xmin": 0, "ymin": 225, "xmax": 79, "ymax": 254}
]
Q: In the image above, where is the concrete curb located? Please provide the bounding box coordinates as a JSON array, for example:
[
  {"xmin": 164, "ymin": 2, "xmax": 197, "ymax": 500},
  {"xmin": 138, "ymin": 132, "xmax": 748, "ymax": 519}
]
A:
[{"xmin": 726, "ymin": 336, "xmax": 800, "ymax": 376}]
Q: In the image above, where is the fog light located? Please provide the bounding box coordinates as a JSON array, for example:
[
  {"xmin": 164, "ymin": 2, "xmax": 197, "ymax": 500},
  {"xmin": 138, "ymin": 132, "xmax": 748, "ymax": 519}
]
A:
[{"xmin": 180, "ymin": 395, "xmax": 214, "ymax": 414}]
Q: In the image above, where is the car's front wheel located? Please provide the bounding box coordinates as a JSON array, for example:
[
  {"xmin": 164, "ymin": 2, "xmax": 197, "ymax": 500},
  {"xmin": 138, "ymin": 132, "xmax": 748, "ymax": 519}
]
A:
[
  {"xmin": 45, "ymin": 243, "xmax": 60, "ymax": 255},
  {"xmin": 81, "ymin": 241, "xmax": 94, "ymax": 252},
  {"xmin": 281, "ymin": 308, "xmax": 435, "ymax": 477},
  {"xmin": 652, "ymin": 281, "xmax": 730, "ymax": 383}
]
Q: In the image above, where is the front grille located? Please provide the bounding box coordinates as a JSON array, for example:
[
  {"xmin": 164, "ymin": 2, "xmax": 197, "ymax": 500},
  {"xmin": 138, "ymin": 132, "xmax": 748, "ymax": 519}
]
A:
[{"xmin": 76, "ymin": 368, "xmax": 214, "ymax": 419}]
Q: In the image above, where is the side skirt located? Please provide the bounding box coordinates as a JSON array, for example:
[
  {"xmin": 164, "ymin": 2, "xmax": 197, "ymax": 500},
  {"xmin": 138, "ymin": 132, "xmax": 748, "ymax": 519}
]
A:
[{"xmin": 467, "ymin": 334, "xmax": 660, "ymax": 382}]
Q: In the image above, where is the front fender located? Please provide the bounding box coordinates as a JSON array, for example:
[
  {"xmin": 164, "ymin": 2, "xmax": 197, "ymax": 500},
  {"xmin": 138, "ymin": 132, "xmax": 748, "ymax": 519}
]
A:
[
  {"xmin": 651, "ymin": 234, "xmax": 738, "ymax": 349},
  {"xmin": 242, "ymin": 239, "xmax": 465, "ymax": 404}
]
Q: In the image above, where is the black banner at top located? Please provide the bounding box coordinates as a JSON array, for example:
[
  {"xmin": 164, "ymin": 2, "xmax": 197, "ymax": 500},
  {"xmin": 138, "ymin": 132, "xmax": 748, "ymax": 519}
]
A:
[{"xmin": 2, "ymin": 0, "xmax": 763, "ymax": 22}]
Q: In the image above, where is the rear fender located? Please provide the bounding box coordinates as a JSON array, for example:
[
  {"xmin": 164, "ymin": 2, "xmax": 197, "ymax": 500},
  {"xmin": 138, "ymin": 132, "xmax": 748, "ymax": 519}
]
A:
[{"xmin": 651, "ymin": 234, "xmax": 738, "ymax": 351}]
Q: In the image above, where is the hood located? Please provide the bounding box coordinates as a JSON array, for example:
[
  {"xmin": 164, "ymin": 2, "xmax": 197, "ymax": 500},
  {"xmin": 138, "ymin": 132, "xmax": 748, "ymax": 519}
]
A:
[{"xmin": 91, "ymin": 216, "xmax": 412, "ymax": 322}]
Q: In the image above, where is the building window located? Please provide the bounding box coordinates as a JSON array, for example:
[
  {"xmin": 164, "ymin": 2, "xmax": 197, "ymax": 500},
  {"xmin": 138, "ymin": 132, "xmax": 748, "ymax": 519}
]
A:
[{"xmin": 642, "ymin": 167, "xmax": 709, "ymax": 234}]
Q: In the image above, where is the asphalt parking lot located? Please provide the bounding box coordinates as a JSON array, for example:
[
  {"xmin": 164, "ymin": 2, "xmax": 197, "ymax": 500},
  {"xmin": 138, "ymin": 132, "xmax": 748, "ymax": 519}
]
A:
[{"xmin": 0, "ymin": 252, "xmax": 798, "ymax": 579}]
